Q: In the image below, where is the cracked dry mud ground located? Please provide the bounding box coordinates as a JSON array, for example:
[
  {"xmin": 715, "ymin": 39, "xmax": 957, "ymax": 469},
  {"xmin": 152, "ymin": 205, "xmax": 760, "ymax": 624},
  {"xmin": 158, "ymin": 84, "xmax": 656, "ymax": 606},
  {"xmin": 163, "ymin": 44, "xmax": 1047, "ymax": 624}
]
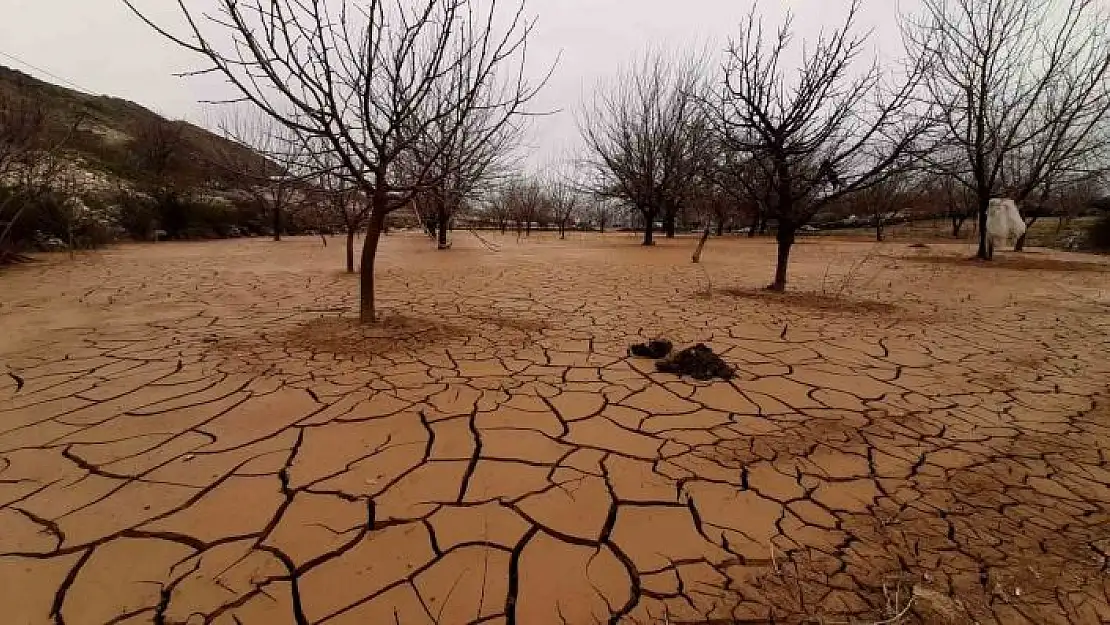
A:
[{"xmin": 2, "ymin": 233, "xmax": 1109, "ymax": 625}]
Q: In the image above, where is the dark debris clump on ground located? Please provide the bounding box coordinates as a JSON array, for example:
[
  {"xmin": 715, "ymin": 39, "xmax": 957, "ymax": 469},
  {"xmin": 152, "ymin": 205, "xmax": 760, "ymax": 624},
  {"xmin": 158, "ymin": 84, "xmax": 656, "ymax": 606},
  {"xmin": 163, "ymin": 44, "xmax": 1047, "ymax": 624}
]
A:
[
  {"xmin": 655, "ymin": 343, "xmax": 735, "ymax": 381},
  {"xmin": 628, "ymin": 338, "xmax": 673, "ymax": 359}
]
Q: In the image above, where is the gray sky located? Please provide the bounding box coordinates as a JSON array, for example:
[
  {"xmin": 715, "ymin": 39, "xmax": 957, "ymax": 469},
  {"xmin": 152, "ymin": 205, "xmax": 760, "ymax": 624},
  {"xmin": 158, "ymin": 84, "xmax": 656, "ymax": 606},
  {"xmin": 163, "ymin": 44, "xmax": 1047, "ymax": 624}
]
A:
[{"xmin": 0, "ymin": 0, "xmax": 915, "ymax": 171}]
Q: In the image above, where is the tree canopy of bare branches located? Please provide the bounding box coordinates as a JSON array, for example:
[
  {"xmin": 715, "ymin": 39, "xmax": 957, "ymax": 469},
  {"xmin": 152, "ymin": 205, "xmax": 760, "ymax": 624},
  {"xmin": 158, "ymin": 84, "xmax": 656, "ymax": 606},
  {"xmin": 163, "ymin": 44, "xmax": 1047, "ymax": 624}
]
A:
[
  {"xmin": 579, "ymin": 50, "xmax": 709, "ymax": 246},
  {"xmin": 545, "ymin": 178, "xmax": 582, "ymax": 239},
  {"xmin": 318, "ymin": 160, "xmax": 370, "ymax": 273},
  {"xmin": 906, "ymin": 0, "xmax": 1110, "ymax": 258},
  {"xmin": 705, "ymin": 149, "xmax": 767, "ymax": 236},
  {"xmin": 502, "ymin": 176, "xmax": 546, "ymax": 236},
  {"xmin": 1, "ymin": 92, "xmax": 81, "ymax": 261},
  {"xmin": 704, "ymin": 0, "xmax": 934, "ymax": 290},
  {"xmin": 852, "ymin": 170, "xmax": 930, "ymax": 242},
  {"xmin": 124, "ymin": 0, "xmax": 547, "ymax": 321},
  {"xmin": 401, "ymin": 69, "xmax": 525, "ymax": 250},
  {"xmin": 586, "ymin": 198, "xmax": 620, "ymax": 234},
  {"xmin": 211, "ymin": 111, "xmax": 310, "ymax": 242},
  {"xmin": 484, "ymin": 186, "xmax": 515, "ymax": 234}
]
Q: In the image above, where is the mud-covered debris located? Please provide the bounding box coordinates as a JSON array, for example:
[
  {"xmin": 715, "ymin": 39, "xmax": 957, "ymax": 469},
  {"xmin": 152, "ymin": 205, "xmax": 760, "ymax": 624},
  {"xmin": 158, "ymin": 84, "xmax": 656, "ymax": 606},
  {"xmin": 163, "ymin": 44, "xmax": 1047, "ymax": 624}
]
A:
[
  {"xmin": 655, "ymin": 343, "xmax": 735, "ymax": 380},
  {"xmin": 628, "ymin": 338, "xmax": 673, "ymax": 359},
  {"xmin": 911, "ymin": 585, "xmax": 969, "ymax": 624}
]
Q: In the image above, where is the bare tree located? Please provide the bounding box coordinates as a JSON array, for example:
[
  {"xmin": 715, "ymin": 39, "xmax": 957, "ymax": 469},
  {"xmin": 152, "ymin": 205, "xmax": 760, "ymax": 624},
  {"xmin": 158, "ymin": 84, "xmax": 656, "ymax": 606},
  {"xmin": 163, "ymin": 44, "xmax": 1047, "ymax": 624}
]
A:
[
  {"xmin": 211, "ymin": 111, "xmax": 310, "ymax": 241},
  {"xmin": 856, "ymin": 171, "xmax": 928, "ymax": 242},
  {"xmin": 124, "ymin": 0, "xmax": 546, "ymax": 321},
  {"xmin": 579, "ymin": 50, "xmax": 708, "ymax": 245},
  {"xmin": 304, "ymin": 147, "xmax": 371, "ymax": 273},
  {"xmin": 906, "ymin": 0, "xmax": 1110, "ymax": 259},
  {"xmin": 707, "ymin": 151, "xmax": 767, "ymax": 237},
  {"xmin": 704, "ymin": 1, "xmax": 933, "ymax": 291},
  {"xmin": 546, "ymin": 179, "xmax": 582, "ymax": 239},
  {"xmin": 402, "ymin": 72, "xmax": 524, "ymax": 250},
  {"xmin": 934, "ymin": 171, "xmax": 978, "ymax": 237},
  {"xmin": 1016, "ymin": 170, "xmax": 1107, "ymax": 247},
  {"xmin": 1, "ymin": 94, "xmax": 48, "ymax": 259},
  {"xmin": 587, "ymin": 199, "xmax": 619, "ymax": 234},
  {"xmin": 688, "ymin": 178, "xmax": 735, "ymax": 237},
  {"xmin": 1, "ymin": 92, "xmax": 80, "ymax": 261},
  {"xmin": 1001, "ymin": 137, "xmax": 1110, "ymax": 250},
  {"xmin": 486, "ymin": 188, "xmax": 515, "ymax": 234},
  {"xmin": 503, "ymin": 177, "xmax": 545, "ymax": 236}
]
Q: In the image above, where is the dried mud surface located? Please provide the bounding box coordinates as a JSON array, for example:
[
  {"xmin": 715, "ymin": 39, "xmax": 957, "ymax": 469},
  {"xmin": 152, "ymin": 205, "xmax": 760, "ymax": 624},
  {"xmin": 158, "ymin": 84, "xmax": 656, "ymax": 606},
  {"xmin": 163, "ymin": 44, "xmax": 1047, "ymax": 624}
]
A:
[{"xmin": 2, "ymin": 234, "xmax": 1109, "ymax": 624}]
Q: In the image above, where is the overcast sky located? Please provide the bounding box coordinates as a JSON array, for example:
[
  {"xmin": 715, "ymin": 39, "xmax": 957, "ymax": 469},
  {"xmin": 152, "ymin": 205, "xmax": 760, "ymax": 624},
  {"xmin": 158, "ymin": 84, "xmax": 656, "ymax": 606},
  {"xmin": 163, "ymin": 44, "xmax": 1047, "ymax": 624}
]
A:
[{"xmin": 1, "ymin": 0, "xmax": 916, "ymax": 171}]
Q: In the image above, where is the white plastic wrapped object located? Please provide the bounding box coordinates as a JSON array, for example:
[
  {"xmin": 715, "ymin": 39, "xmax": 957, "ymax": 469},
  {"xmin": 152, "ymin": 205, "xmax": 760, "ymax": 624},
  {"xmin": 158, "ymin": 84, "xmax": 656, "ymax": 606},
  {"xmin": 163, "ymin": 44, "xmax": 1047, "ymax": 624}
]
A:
[{"xmin": 986, "ymin": 198, "xmax": 1026, "ymax": 252}]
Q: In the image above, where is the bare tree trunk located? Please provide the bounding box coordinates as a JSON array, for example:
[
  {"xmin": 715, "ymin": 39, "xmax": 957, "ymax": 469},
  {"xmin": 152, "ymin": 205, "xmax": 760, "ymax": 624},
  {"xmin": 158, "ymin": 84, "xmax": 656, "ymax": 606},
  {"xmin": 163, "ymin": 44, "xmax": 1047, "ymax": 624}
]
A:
[
  {"xmin": 716, "ymin": 219, "xmax": 725, "ymax": 237},
  {"xmin": 976, "ymin": 198, "xmax": 990, "ymax": 259},
  {"xmin": 559, "ymin": 222, "xmax": 566, "ymax": 239},
  {"xmin": 1014, "ymin": 216, "xmax": 1038, "ymax": 251},
  {"xmin": 273, "ymin": 204, "xmax": 281, "ymax": 242},
  {"xmin": 525, "ymin": 220, "xmax": 532, "ymax": 236},
  {"xmin": 359, "ymin": 212, "xmax": 387, "ymax": 322},
  {"xmin": 599, "ymin": 220, "xmax": 606, "ymax": 234},
  {"xmin": 642, "ymin": 210, "xmax": 656, "ymax": 246},
  {"xmin": 692, "ymin": 226, "xmax": 711, "ymax": 263},
  {"xmin": 769, "ymin": 223, "xmax": 795, "ymax": 291},
  {"xmin": 951, "ymin": 215, "xmax": 965, "ymax": 237},
  {"xmin": 437, "ymin": 208, "xmax": 449, "ymax": 249},
  {"xmin": 345, "ymin": 228, "xmax": 356, "ymax": 273},
  {"xmin": 664, "ymin": 211, "xmax": 676, "ymax": 238},
  {"xmin": 875, "ymin": 219, "xmax": 884, "ymax": 242}
]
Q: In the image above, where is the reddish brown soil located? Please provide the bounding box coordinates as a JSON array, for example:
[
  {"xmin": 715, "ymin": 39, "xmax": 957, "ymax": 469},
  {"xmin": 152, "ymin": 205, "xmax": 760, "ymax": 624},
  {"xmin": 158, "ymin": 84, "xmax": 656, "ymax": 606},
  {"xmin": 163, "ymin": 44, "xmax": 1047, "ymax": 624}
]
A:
[{"xmin": 1, "ymin": 233, "xmax": 1108, "ymax": 624}]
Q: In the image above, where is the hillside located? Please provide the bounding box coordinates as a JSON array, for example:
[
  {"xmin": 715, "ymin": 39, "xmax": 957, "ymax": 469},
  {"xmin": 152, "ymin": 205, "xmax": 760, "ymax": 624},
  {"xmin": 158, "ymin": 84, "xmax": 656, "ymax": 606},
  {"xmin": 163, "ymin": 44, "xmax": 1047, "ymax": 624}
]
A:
[
  {"xmin": 0, "ymin": 64, "xmax": 264, "ymax": 191},
  {"xmin": 0, "ymin": 65, "xmax": 298, "ymax": 250}
]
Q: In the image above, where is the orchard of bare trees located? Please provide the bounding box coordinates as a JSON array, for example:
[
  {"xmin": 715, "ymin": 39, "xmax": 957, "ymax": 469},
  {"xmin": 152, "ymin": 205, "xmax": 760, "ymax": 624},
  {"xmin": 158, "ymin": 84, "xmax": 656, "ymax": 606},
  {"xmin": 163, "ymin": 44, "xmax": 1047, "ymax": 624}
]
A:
[
  {"xmin": 575, "ymin": 0, "xmax": 1110, "ymax": 288},
  {"xmin": 87, "ymin": 0, "xmax": 1108, "ymax": 313},
  {"xmin": 124, "ymin": 0, "xmax": 547, "ymax": 321},
  {"xmin": 908, "ymin": 0, "xmax": 1110, "ymax": 257}
]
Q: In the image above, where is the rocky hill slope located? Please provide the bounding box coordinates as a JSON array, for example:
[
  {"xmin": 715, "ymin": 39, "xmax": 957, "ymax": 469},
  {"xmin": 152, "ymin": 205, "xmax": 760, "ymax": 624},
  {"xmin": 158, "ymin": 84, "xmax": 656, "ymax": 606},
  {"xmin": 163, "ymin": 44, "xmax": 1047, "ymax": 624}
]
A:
[
  {"xmin": 1, "ymin": 65, "xmax": 286, "ymax": 249},
  {"xmin": 0, "ymin": 64, "xmax": 265, "ymax": 191}
]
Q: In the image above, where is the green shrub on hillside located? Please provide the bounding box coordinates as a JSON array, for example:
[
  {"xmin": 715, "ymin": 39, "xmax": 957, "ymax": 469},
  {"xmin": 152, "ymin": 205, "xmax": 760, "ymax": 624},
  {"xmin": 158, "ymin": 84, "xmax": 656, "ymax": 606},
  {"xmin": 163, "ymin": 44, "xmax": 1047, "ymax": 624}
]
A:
[
  {"xmin": 0, "ymin": 185, "xmax": 119, "ymax": 250},
  {"xmin": 113, "ymin": 187, "xmax": 244, "ymax": 240}
]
